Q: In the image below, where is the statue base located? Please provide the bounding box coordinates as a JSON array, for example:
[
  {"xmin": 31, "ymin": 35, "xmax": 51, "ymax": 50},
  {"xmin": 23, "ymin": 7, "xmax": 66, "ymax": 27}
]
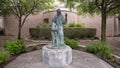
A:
[{"xmin": 42, "ymin": 45, "xmax": 72, "ymax": 67}]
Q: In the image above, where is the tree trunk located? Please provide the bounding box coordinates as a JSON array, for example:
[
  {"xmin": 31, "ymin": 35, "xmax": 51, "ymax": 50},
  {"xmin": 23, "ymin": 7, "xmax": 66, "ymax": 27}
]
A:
[
  {"xmin": 18, "ymin": 19, "xmax": 22, "ymax": 39},
  {"xmin": 101, "ymin": 10, "xmax": 107, "ymax": 41}
]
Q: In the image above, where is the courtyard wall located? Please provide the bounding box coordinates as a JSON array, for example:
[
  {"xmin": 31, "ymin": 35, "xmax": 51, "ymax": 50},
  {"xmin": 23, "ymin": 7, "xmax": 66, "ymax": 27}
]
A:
[{"xmin": 2, "ymin": 10, "xmax": 119, "ymax": 38}]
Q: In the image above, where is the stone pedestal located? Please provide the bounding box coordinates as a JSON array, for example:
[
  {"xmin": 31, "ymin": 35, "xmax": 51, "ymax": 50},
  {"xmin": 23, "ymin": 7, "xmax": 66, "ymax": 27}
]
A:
[{"xmin": 42, "ymin": 45, "xmax": 72, "ymax": 67}]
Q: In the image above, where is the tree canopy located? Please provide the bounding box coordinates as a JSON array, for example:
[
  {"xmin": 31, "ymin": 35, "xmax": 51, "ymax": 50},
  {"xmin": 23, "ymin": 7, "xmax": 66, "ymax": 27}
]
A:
[
  {"xmin": 0, "ymin": 0, "xmax": 54, "ymax": 16},
  {"xmin": 60, "ymin": 0, "xmax": 120, "ymax": 15},
  {"xmin": 0, "ymin": 0, "xmax": 54, "ymax": 39},
  {"xmin": 60, "ymin": 0, "xmax": 120, "ymax": 41}
]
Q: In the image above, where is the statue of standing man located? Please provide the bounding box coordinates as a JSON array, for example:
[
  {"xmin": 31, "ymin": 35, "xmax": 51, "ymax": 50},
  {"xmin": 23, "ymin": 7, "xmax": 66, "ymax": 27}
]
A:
[{"xmin": 47, "ymin": 9, "xmax": 66, "ymax": 49}]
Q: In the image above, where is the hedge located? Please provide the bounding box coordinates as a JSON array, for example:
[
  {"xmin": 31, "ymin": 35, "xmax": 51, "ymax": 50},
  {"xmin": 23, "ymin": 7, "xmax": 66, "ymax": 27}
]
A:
[{"xmin": 29, "ymin": 28, "xmax": 96, "ymax": 39}]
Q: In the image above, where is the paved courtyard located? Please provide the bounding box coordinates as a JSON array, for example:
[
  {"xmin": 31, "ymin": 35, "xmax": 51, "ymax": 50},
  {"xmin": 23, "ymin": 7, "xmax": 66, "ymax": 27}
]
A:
[
  {"xmin": 0, "ymin": 36, "xmax": 119, "ymax": 68},
  {"xmin": 4, "ymin": 50, "xmax": 113, "ymax": 68}
]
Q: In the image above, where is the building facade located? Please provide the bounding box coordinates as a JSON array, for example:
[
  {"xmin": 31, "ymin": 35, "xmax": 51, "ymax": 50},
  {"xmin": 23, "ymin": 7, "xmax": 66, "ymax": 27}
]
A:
[{"xmin": 0, "ymin": 9, "xmax": 119, "ymax": 38}]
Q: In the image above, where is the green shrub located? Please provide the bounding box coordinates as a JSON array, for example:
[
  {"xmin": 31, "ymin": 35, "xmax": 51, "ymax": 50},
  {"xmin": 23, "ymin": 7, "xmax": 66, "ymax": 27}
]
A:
[
  {"xmin": 64, "ymin": 23, "xmax": 74, "ymax": 27},
  {"xmin": 85, "ymin": 41, "xmax": 113, "ymax": 59},
  {"xmin": 29, "ymin": 28, "xmax": 96, "ymax": 39},
  {"xmin": 64, "ymin": 23, "xmax": 85, "ymax": 28},
  {"xmin": 64, "ymin": 28, "xmax": 96, "ymax": 39},
  {"xmin": 36, "ymin": 23, "xmax": 50, "ymax": 28},
  {"xmin": 0, "ymin": 49, "xmax": 11, "ymax": 64},
  {"xmin": 64, "ymin": 38, "xmax": 79, "ymax": 49},
  {"xmin": 3, "ymin": 39, "xmax": 26, "ymax": 55}
]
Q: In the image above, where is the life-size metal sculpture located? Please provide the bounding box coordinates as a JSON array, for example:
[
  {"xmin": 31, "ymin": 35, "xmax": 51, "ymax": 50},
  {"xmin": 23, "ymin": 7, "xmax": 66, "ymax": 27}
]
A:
[{"xmin": 47, "ymin": 9, "xmax": 66, "ymax": 49}]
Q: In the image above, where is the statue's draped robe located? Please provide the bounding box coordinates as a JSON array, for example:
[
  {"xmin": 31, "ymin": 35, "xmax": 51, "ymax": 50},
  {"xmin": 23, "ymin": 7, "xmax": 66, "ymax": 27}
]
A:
[{"xmin": 51, "ymin": 14, "xmax": 65, "ymax": 48}]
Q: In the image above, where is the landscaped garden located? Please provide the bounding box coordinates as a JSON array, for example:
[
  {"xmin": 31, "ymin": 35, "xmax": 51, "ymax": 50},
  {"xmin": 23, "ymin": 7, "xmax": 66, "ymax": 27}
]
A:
[
  {"xmin": 0, "ymin": 0, "xmax": 120, "ymax": 68},
  {"xmin": 0, "ymin": 23, "xmax": 120, "ymax": 68}
]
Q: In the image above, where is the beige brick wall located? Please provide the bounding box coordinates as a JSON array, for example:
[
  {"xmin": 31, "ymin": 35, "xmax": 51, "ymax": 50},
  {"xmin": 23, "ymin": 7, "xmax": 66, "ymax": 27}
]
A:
[
  {"xmin": 4, "ymin": 12, "xmax": 44, "ymax": 38},
  {"xmin": 44, "ymin": 11, "xmax": 116, "ymax": 37},
  {"xmin": 77, "ymin": 15, "xmax": 115, "ymax": 37},
  {"xmin": 3, "ymin": 10, "xmax": 118, "ymax": 38}
]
